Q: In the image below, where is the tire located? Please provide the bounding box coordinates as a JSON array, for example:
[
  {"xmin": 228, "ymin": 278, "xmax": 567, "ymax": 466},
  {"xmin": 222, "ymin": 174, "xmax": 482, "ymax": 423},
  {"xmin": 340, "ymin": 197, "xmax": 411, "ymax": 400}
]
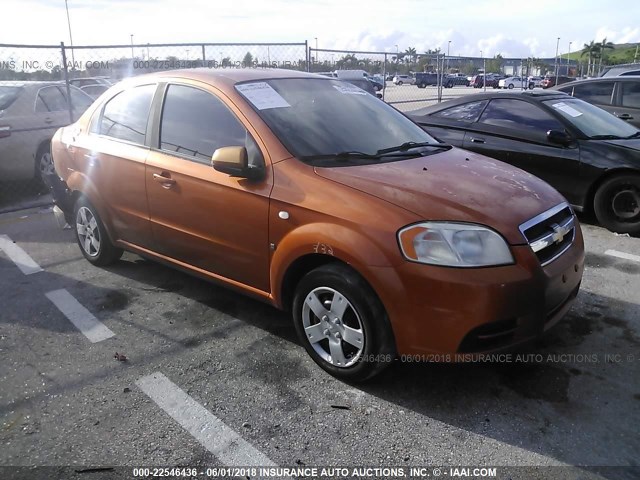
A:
[
  {"xmin": 292, "ymin": 263, "xmax": 396, "ymax": 382},
  {"xmin": 397, "ymin": 81, "xmax": 403, "ymax": 85},
  {"xmin": 35, "ymin": 142, "xmax": 54, "ymax": 189},
  {"xmin": 74, "ymin": 196, "xmax": 123, "ymax": 266},
  {"xmin": 593, "ymin": 174, "xmax": 640, "ymax": 235},
  {"xmin": 529, "ymin": 83, "xmax": 535, "ymax": 90},
  {"xmin": 508, "ymin": 83, "xmax": 514, "ymax": 89}
]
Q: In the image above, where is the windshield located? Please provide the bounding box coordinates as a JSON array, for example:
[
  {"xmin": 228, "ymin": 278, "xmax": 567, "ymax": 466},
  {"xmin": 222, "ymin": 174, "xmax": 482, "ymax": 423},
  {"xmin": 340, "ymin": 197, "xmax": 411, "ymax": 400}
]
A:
[
  {"xmin": 543, "ymin": 97, "xmax": 638, "ymax": 139},
  {"xmin": 0, "ymin": 86, "xmax": 22, "ymax": 111},
  {"xmin": 235, "ymin": 78, "xmax": 438, "ymax": 162}
]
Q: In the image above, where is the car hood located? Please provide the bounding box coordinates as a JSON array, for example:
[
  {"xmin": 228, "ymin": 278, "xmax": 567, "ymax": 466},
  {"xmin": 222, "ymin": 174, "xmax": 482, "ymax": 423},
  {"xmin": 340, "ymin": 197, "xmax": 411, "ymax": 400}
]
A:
[
  {"xmin": 599, "ymin": 137, "xmax": 640, "ymax": 152},
  {"xmin": 314, "ymin": 148, "xmax": 566, "ymax": 245}
]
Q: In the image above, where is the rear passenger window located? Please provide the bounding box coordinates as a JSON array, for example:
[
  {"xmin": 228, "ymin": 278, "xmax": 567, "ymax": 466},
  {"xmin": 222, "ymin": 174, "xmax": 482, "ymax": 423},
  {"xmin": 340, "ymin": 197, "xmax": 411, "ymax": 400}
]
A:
[
  {"xmin": 99, "ymin": 84, "xmax": 156, "ymax": 144},
  {"xmin": 159, "ymin": 84, "xmax": 249, "ymax": 164},
  {"xmin": 571, "ymin": 82, "xmax": 615, "ymax": 105},
  {"xmin": 434, "ymin": 100, "xmax": 488, "ymax": 122},
  {"xmin": 35, "ymin": 86, "xmax": 67, "ymax": 113},
  {"xmin": 621, "ymin": 82, "xmax": 640, "ymax": 109}
]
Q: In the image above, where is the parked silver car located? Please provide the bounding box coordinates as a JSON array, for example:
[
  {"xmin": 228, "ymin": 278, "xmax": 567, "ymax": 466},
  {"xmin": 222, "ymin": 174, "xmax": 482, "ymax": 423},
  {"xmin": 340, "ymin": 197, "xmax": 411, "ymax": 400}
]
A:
[
  {"xmin": 552, "ymin": 76, "xmax": 640, "ymax": 129},
  {"xmin": 0, "ymin": 81, "xmax": 93, "ymax": 183},
  {"xmin": 392, "ymin": 75, "xmax": 415, "ymax": 85}
]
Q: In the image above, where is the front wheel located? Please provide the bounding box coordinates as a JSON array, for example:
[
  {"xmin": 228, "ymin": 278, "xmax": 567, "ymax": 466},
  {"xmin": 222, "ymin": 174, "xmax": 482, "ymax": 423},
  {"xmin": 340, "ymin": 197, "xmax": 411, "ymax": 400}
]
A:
[
  {"xmin": 74, "ymin": 197, "xmax": 123, "ymax": 265},
  {"xmin": 292, "ymin": 263, "xmax": 395, "ymax": 382},
  {"xmin": 508, "ymin": 83, "xmax": 514, "ymax": 89},
  {"xmin": 593, "ymin": 174, "xmax": 640, "ymax": 235},
  {"xmin": 397, "ymin": 81, "xmax": 403, "ymax": 86}
]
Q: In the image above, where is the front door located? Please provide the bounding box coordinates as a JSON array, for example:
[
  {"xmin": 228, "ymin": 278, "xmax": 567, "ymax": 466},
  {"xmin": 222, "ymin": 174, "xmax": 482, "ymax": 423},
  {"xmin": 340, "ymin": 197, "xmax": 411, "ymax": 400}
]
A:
[{"xmin": 145, "ymin": 83, "xmax": 272, "ymax": 292}]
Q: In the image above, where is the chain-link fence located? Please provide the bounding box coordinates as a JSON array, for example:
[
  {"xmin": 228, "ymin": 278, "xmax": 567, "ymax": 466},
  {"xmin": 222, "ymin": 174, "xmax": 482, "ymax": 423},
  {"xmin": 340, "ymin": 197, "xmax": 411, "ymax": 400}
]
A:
[
  {"xmin": 0, "ymin": 41, "xmax": 307, "ymax": 210},
  {"xmin": 0, "ymin": 39, "xmax": 612, "ymax": 211},
  {"xmin": 309, "ymin": 47, "xmax": 452, "ymax": 112}
]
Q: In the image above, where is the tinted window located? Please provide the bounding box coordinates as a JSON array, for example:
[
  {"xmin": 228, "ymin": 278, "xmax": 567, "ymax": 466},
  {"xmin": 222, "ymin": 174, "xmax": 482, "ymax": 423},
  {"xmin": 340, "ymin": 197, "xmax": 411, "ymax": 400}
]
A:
[
  {"xmin": 479, "ymin": 99, "xmax": 564, "ymax": 133},
  {"xmin": 99, "ymin": 84, "xmax": 155, "ymax": 144},
  {"xmin": 434, "ymin": 100, "xmax": 488, "ymax": 122},
  {"xmin": 0, "ymin": 86, "xmax": 22, "ymax": 110},
  {"xmin": 160, "ymin": 85, "xmax": 248, "ymax": 163},
  {"xmin": 571, "ymin": 82, "xmax": 615, "ymax": 105},
  {"xmin": 621, "ymin": 81, "xmax": 640, "ymax": 109},
  {"xmin": 36, "ymin": 86, "xmax": 67, "ymax": 112}
]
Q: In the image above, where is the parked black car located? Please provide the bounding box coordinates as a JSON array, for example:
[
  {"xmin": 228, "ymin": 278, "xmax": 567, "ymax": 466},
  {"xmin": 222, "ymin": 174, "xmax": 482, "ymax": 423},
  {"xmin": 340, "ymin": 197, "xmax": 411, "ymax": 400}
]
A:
[
  {"xmin": 409, "ymin": 90, "xmax": 640, "ymax": 234},
  {"xmin": 552, "ymin": 76, "xmax": 640, "ymax": 129},
  {"xmin": 444, "ymin": 75, "xmax": 470, "ymax": 88},
  {"xmin": 415, "ymin": 72, "xmax": 439, "ymax": 88}
]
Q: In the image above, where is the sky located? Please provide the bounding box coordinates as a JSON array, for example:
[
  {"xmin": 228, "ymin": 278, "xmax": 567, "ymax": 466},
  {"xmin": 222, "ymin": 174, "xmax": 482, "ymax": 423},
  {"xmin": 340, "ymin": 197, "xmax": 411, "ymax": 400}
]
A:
[{"xmin": 1, "ymin": 0, "xmax": 640, "ymax": 60}]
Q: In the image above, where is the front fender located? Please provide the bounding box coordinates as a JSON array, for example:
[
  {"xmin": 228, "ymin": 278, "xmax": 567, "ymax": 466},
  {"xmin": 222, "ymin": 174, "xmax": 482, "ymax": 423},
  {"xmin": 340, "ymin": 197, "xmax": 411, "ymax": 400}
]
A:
[{"xmin": 270, "ymin": 222, "xmax": 399, "ymax": 309}]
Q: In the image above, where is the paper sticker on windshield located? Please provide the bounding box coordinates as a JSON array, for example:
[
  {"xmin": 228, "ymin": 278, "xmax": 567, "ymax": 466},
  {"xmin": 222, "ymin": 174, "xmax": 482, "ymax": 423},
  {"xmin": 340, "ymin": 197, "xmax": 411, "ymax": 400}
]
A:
[
  {"xmin": 333, "ymin": 85, "xmax": 367, "ymax": 95},
  {"xmin": 236, "ymin": 82, "xmax": 290, "ymax": 110},
  {"xmin": 551, "ymin": 102, "xmax": 582, "ymax": 117}
]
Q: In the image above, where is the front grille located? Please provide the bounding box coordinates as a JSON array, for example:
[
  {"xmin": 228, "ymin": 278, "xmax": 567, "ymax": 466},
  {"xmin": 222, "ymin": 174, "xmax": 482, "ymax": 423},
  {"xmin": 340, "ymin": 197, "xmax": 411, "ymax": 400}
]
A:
[{"xmin": 520, "ymin": 203, "xmax": 575, "ymax": 266}]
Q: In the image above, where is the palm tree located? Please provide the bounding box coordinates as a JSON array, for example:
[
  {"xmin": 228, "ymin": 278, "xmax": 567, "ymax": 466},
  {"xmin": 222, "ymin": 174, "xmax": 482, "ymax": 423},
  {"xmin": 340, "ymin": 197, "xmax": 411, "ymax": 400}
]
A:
[
  {"xmin": 581, "ymin": 41, "xmax": 600, "ymax": 76},
  {"xmin": 597, "ymin": 38, "xmax": 615, "ymax": 74},
  {"xmin": 404, "ymin": 47, "xmax": 417, "ymax": 64}
]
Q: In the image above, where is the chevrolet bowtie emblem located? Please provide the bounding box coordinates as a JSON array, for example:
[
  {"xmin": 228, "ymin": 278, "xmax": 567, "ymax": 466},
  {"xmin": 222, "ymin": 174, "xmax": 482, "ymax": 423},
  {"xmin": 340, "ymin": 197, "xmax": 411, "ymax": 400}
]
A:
[{"xmin": 551, "ymin": 223, "xmax": 570, "ymax": 244}]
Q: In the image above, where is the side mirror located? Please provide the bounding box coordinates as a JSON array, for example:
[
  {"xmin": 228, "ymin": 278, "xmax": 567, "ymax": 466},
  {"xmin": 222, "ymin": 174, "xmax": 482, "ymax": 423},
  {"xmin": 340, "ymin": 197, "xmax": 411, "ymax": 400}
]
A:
[
  {"xmin": 547, "ymin": 129, "xmax": 573, "ymax": 146},
  {"xmin": 212, "ymin": 146, "xmax": 263, "ymax": 180}
]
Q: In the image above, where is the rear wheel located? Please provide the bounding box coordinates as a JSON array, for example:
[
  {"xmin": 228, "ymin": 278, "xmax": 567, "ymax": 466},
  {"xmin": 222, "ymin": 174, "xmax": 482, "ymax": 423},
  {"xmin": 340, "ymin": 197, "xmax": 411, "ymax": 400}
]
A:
[
  {"xmin": 35, "ymin": 143, "xmax": 54, "ymax": 189},
  {"xmin": 593, "ymin": 174, "xmax": 640, "ymax": 234},
  {"xmin": 508, "ymin": 83, "xmax": 514, "ymax": 89},
  {"xmin": 397, "ymin": 81, "xmax": 403, "ymax": 85},
  {"xmin": 74, "ymin": 197, "xmax": 123, "ymax": 265},
  {"xmin": 292, "ymin": 263, "xmax": 395, "ymax": 382}
]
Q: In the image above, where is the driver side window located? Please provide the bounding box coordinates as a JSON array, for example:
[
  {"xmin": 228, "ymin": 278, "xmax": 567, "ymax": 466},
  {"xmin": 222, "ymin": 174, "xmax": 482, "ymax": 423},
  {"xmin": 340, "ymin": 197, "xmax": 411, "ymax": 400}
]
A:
[
  {"xmin": 479, "ymin": 99, "xmax": 564, "ymax": 135},
  {"xmin": 159, "ymin": 84, "xmax": 264, "ymax": 168}
]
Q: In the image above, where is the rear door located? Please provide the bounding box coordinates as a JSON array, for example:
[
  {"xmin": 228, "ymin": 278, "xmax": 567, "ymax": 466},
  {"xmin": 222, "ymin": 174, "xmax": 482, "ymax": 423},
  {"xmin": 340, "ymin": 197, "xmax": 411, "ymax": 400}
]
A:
[
  {"xmin": 73, "ymin": 84, "xmax": 157, "ymax": 248},
  {"xmin": 461, "ymin": 98, "xmax": 582, "ymax": 204},
  {"xmin": 615, "ymin": 80, "xmax": 640, "ymax": 128},
  {"xmin": 145, "ymin": 82, "xmax": 272, "ymax": 292}
]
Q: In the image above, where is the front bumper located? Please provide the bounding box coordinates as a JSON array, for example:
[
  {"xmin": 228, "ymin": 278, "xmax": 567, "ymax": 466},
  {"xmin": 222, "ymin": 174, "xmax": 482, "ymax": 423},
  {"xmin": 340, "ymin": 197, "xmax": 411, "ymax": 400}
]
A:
[
  {"xmin": 365, "ymin": 228, "xmax": 585, "ymax": 356},
  {"xmin": 46, "ymin": 173, "xmax": 74, "ymax": 225}
]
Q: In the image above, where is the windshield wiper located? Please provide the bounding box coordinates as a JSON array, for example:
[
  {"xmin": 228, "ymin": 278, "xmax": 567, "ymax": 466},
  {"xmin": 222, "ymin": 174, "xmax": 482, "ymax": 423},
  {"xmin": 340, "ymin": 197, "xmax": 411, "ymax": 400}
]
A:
[
  {"xmin": 301, "ymin": 150, "xmax": 427, "ymax": 162},
  {"xmin": 625, "ymin": 131, "xmax": 640, "ymax": 139},
  {"xmin": 589, "ymin": 134, "xmax": 624, "ymax": 140},
  {"xmin": 376, "ymin": 141, "xmax": 450, "ymax": 154}
]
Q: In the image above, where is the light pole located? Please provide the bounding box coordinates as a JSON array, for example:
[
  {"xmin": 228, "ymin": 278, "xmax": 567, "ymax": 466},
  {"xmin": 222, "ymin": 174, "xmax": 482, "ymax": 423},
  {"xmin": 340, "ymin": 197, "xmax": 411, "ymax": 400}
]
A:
[
  {"xmin": 395, "ymin": 44, "xmax": 399, "ymax": 74},
  {"xmin": 447, "ymin": 40, "xmax": 451, "ymax": 73},
  {"xmin": 64, "ymin": 0, "xmax": 76, "ymax": 69},
  {"xmin": 130, "ymin": 34, "xmax": 134, "ymax": 59},
  {"xmin": 567, "ymin": 41, "xmax": 572, "ymax": 76},
  {"xmin": 554, "ymin": 37, "xmax": 560, "ymax": 85},
  {"xmin": 480, "ymin": 50, "xmax": 486, "ymax": 92}
]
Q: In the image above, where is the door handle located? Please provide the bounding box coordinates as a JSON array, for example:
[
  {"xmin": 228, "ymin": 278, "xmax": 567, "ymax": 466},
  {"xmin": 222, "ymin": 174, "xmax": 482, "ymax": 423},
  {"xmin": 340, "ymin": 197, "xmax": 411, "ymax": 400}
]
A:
[
  {"xmin": 153, "ymin": 173, "xmax": 176, "ymax": 188},
  {"xmin": 615, "ymin": 113, "xmax": 633, "ymax": 120},
  {"xmin": 44, "ymin": 117, "xmax": 54, "ymax": 124},
  {"xmin": 470, "ymin": 137, "xmax": 486, "ymax": 144}
]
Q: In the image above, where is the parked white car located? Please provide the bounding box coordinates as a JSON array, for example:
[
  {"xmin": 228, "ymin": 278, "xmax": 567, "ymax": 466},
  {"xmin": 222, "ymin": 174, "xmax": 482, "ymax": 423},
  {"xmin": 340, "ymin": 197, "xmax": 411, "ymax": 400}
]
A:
[
  {"xmin": 528, "ymin": 76, "xmax": 543, "ymax": 88},
  {"xmin": 498, "ymin": 76, "xmax": 529, "ymax": 89}
]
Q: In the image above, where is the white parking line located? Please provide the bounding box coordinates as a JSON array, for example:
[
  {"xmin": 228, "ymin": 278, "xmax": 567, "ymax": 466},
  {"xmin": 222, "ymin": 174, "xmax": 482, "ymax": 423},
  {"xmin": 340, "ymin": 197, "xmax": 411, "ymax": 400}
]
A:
[
  {"xmin": 45, "ymin": 289, "xmax": 115, "ymax": 343},
  {"xmin": 137, "ymin": 372, "xmax": 279, "ymax": 469},
  {"xmin": 0, "ymin": 234, "xmax": 43, "ymax": 275},
  {"xmin": 605, "ymin": 249, "xmax": 640, "ymax": 263}
]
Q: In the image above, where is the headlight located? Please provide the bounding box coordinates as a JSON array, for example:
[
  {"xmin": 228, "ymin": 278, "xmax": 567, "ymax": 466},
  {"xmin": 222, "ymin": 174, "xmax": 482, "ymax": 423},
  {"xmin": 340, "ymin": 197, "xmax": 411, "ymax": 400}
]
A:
[{"xmin": 398, "ymin": 222, "xmax": 514, "ymax": 267}]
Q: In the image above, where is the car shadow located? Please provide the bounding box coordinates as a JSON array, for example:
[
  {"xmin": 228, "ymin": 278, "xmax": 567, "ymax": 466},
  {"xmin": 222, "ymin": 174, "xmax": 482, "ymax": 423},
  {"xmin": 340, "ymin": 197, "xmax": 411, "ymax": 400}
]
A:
[{"xmin": 100, "ymin": 255, "xmax": 639, "ymax": 472}]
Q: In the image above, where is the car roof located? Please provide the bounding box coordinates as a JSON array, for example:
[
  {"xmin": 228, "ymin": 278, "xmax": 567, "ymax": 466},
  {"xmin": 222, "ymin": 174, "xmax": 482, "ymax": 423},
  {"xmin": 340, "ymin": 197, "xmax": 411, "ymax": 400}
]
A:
[
  {"xmin": 131, "ymin": 68, "xmax": 322, "ymax": 87},
  {"xmin": 409, "ymin": 90, "xmax": 570, "ymax": 116},
  {"xmin": 551, "ymin": 76, "xmax": 640, "ymax": 89}
]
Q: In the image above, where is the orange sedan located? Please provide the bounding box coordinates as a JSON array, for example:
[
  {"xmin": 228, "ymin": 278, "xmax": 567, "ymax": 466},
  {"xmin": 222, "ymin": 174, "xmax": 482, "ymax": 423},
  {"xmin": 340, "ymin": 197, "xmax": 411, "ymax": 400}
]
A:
[{"xmin": 50, "ymin": 69, "xmax": 584, "ymax": 381}]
